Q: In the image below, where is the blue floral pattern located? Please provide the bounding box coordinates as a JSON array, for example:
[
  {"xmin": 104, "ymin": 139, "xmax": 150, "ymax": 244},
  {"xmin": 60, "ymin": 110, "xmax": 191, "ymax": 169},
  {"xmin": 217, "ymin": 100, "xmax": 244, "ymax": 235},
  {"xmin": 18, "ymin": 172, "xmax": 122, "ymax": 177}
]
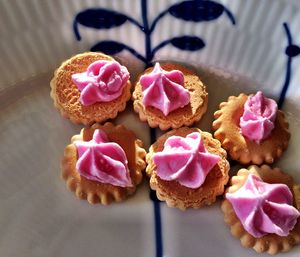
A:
[{"xmin": 73, "ymin": 0, "xmax": 235, "ymax": 65}]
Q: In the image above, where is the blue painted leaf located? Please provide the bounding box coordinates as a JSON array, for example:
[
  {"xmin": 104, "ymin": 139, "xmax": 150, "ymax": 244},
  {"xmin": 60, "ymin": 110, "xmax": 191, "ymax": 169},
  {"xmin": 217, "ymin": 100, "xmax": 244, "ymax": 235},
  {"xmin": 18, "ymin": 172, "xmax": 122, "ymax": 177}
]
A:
[
  {"xmin": 170, "ymin": 36, "xmax": 205, "ymax": 51},
  {"xmin": 91, "ymin": 41, "xmax": 125, "ymax": 55},
  {"xmin": 285, "ymin": 45, "xmax": 300, "ymax": 57},
  {"xmin": 168, "ymin": 0, "xmax": 224, "ymax": 22},
  {"xmin": 73, "ymin": 8, "xmax": 128, "ymax": 40}
]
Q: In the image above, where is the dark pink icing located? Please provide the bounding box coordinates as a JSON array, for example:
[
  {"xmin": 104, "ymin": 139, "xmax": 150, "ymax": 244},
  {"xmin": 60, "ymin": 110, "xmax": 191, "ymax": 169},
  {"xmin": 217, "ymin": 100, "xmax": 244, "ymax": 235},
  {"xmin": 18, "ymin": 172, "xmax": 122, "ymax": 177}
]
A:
[
  {"xmin": 75, "ymin": 129, "xmax": 132, "ymax": 187},
  {"xmin": 140, "ymin": 63, "xmax": 190, "ymax": 116},
  {"xmin": 240, "ymin": 91, "xmax": 277, "ymax": 143},
  {"xmin": 153, "ymin": 132, "xmax": 221, "ymax": 188},
  {"xmin": 226, "ymin": 174, "xmax": 299, "ymax": 237},
  {"xmin": 72, "ymin": 60, "xmax": 129, "ymax": 106}
]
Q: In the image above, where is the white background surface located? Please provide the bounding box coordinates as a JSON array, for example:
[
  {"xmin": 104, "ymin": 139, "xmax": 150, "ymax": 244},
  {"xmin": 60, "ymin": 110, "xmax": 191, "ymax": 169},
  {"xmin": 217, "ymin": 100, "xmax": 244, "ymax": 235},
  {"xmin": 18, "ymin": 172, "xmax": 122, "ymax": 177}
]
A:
[{"xmin": 1, "ymin": 1, "xmax": 300, "ymax": 256}]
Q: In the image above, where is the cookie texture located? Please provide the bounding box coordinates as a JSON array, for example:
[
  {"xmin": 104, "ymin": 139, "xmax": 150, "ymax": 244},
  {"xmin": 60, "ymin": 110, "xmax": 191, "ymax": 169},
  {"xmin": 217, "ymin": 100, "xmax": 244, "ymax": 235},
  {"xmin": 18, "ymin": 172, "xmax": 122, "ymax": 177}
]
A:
[
  {"xmin": 50, "ymin": 52, "xmax": 131, "ymax": 125},
  {"xmin": 221, "ymin": 165, "xmax": 300, "ymax": 255},
  {"xmin": 132, "ymin": 63, "xmax": 208, "ymax": 130},
  {"xmin": 213, "ymin": 93, "xmax": 290, "ymax": 165},
  {"xmin": 61, "ymin": 122, "xmax": 146, "ymax": 204},
  {"xmin": 146, "ymin": 127, "xmax": 229, "ymax": 210}
]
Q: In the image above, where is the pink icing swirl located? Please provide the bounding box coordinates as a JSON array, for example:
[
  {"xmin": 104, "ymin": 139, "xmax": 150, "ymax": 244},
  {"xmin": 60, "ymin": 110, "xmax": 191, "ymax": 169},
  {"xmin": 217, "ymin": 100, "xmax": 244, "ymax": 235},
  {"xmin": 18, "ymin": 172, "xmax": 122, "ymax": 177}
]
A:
[
  {"xmin": 240, "ymin": 91, "xmax": 277, "ymax": 143},
  {"xmin": 140, "ymin": 62, "xmax": 190, "ymax": 116},
  {"xmin": 75, "ymin": 129, "xmax": 132, "ymax": 187},
  {"xmin": 226, "ymin": 174, "xmax": 300, "ymax": 238},
  {"xmin": 153, "ymin": 132, "xmax": 221, "ymax": 188},
  {"xmin": 72, "ymin": 60, "xmax": 130, "ymax": 106}
]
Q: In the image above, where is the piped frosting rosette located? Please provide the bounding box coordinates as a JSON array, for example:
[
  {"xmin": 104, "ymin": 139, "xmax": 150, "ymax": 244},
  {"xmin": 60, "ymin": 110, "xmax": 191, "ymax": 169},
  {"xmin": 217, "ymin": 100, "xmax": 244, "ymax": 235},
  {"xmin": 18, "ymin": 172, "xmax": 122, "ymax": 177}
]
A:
[
  {"xmin": 221, "ymin": 165, "xmax": 300, "ymax": 255},
  {"xmin": 72, "ymin": 60, "xmax": 130, "ymax": 106},
  {"xmin": 239, "ymin": 91, "xmax": 278, "ymax": 143},
  {"xmin": 75, "ymin": 129, "xmax": 132, "ymax": 188},
  {"xmin": 153, "ymin": 132, "xmax": 220, "ymax": 189},
  {"xmin": 140, "ymin": 62, "xmax": 190, "ymax": 116}
]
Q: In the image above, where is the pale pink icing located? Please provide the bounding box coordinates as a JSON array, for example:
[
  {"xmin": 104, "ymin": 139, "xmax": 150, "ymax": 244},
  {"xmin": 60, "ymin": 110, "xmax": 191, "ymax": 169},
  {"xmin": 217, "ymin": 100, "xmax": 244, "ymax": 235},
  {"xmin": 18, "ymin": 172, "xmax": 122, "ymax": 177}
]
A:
[
  {"xmin": 226, "ymin": 174, "xmax": 300, "ymax": 238},
  {"xmin": 153, "ymin": 132, "xmax": 221, "ymax": 188},
  {"xmin": 74, "ymin": 129, "xmax": 132, "ymax": 187},
  {"xmin": 140, "ymin": 62, "xmax": 190, "ymax": 116},
  {"xmin": 240, "ymin": 91, "xmax": 277, "ymax": 143},
  {"xmin": 72, "ymin": 60, "xmax": 129, "ymax": 106}
]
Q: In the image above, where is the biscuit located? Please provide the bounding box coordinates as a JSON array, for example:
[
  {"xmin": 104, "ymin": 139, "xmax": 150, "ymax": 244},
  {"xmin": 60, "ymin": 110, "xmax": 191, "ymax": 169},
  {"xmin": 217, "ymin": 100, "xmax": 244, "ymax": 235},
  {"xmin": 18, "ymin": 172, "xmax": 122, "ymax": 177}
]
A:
[
  {"xmin": 221, "ymin": 165, "xmax": 300, "ymax": 255},
  {"xmin": 146, "ymin": 127, "xmax": 229, "ymax": 210},
  {"xmin": 213, "ymin": 93, "xmax": 290, "ymax": 164},
  {"xmin": 50, "ymin": 52, "xmax": 131, "ymax": 125},
  {"xmin": 132, "ymin": 63, "xmax": 208, "ymax": 130},
  {"xmin": 61, "ymin": 122, "xmax": 146, "ymax": 204}
]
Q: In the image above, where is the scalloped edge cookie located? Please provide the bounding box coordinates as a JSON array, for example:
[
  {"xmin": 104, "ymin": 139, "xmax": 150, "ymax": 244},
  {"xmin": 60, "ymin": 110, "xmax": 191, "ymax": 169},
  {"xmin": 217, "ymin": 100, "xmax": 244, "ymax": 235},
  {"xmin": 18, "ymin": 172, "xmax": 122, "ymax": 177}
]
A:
[
  {"xmin": 212, "ymin": 93, "xmax": 290, "ymax": 165},
  {"xmin": 221, "ymin": 165, "xmax": 300, "ymax": 255},
  {"xmin": 146, "ymin": 127, "xmax": 230, "ymax": 210},
  {"xmin": 61, "ymin": 122, "xmax": 146, "ymax": 204},
  {"xmin": 132, "ymin": 63, "xmax": 208, "ymax": 130},
  {"xmin": 50, "ymin": 52, "xmax": 132, "ymax": 125}
]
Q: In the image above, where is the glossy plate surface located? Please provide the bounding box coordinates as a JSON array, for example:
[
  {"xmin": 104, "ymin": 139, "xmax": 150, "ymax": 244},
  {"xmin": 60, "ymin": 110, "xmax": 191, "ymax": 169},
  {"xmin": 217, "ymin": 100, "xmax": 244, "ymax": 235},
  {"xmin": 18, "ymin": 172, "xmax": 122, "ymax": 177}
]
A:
[{"xmin": 1, "ymin": 1, "xmax": 300, "ymax": 256}]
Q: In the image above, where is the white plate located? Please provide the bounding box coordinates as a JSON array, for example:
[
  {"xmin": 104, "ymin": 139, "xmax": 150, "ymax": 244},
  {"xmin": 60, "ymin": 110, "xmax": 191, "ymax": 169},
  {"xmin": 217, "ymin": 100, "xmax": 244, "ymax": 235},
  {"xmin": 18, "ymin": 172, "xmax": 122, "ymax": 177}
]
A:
[{"xmin": 1, "ymin": 1, "xmax": 300, "ymax": 257}]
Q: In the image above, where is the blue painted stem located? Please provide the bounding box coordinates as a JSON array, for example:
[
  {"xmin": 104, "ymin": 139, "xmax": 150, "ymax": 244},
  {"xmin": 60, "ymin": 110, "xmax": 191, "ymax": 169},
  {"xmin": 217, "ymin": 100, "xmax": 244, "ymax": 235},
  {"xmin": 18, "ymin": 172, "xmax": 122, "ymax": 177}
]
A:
[
  {"xmin": 149, "ymin": 9, "xmax": 169, "ymax": 34},
  {"xmin": 126, "ymin": 16, "xmax": 144, "ymax": 31},
  {"xmin": 141, "ymin": 1, "xmax": 163, "ymax": 257},
  {"xmin": 278, "ymin": 23, "xmax": 293, "ymax": 108},
  {"xmin": 123, "ymin": 45, "xmax": 148, "ymax": 63},
  {"xmin": 153, "ymin": 195, "xmax": 163, "ymax": 257},
  {"xmin": 278, "ymin": 57, "xmax": 292, "ymax": 108},
  {"xmin": 283, "ymin": 22, "xmax": 292, "ymax": 45},
  {"xmin": 151, "ymin": 39, "xmax": 172, "ymax": 57},
  {"xmin": 141, "ymin": 0, "xmax": 153, "ymax": 64}
]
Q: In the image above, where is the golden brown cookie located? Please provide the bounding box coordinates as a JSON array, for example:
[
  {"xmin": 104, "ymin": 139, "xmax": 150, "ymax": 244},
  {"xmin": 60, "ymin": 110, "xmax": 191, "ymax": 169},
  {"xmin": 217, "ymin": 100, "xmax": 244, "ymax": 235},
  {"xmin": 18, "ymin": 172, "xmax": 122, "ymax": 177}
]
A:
[
  {"xmin": 221, "ymin": 165, "xmax": 300, "ymax": 255},
  {"xmin": 50, "ymin": 52, "xmax": 132, "ymax": 125},
  {"xmin": 146, "ymin": 127, "xmax": 229, "ymax": 210},
  {"xmin": 212, "ymin": 93, "xmax": 290, "ymax": 165},
  {"xmin": 61, "ymin": 122, "xmax": 146, "ymax": 204},
  {"xmin": 132, "ymin": 63, "xmax": 208, "ymax": 130}
]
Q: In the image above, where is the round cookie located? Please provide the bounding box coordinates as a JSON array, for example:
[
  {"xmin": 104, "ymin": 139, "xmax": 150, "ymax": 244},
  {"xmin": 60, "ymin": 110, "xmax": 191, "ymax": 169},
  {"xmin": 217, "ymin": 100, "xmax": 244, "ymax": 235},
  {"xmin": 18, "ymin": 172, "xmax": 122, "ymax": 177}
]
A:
[
  {"xmin": 213, "ymin": 93, "xmax": 290, "ymax": 165},
  {"xmin": 221, "ymin": 165, "xmax": 300, "ymax": 255},
  {"xmin": 61, "ymin": 122, "xmax": 146, "ymax": 204},
  {"xmin": 132, "ymin": 63, "xmax": 208, "ymax": 130},
  {"xmin": 50, "ymin": 52, "xmax": 132, "ymax": 125},
  {"xmin": 146, "ymin": 127, "xmax": 230, "ymax": 210}
]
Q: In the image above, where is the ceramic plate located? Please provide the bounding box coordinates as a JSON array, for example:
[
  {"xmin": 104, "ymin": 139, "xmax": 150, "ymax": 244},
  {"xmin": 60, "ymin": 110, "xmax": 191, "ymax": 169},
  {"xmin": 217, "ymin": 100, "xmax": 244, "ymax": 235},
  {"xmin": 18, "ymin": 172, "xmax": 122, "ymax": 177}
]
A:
[{"xmin": 1, "ymin": 1, "xmax": 300, "ymax": 256}]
